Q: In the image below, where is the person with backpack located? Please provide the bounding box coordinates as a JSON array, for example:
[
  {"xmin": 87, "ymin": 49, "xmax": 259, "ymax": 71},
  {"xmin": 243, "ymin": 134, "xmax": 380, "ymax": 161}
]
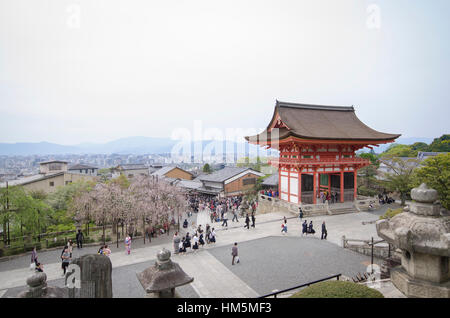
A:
[{"xmin": 98, "ymin": 245, "xmax": 104, "ymax": 255}]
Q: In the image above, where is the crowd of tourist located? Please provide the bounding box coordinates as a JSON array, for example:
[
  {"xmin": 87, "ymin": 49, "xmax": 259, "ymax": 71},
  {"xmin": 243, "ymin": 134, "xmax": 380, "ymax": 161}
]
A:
[
  {"xmin": 378, "ymin": 193, "xmax": 395, "ymax": 204},
  {"xmin": 319, "ymin": 190, "xmax": 340, "ymax": 204},
  {"xmin": 187, "ymin": 194, "xmax": 257, "ymax": 223},
  {"xmin": 174, "ymin": 223, "xmax": 218, "ymax": 254},
  {"xmin": 260, "ymin": 189, "xmax": 278, "ymax": 197}
]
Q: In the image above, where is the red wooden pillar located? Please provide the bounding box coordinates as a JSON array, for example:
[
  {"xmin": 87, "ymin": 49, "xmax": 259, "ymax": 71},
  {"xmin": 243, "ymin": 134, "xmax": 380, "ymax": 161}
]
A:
[
  {"xmin": 328, "ymin": 174, "xmax": 331, "ymax": 193},
  {"xmin": 340, "ymin": 169, "xmax": 344, "ymax": 203},
  {"xmin": 353, "ymin": 167, "xmax": 358, "ymax": 200},
  {"xmin": 287, "ymin": 169, "xmax": 291, "ymax": 202},
  {"xmin": 313, "ymin": 169, "xmax": 317, "ymax": 204},
  {"xmin": 298, "ymin": 167, "xmax": 302, "ymax": 204},
  {"xmin": 278, "ymin": 165, "xmax": 281, "ymax": 198}
]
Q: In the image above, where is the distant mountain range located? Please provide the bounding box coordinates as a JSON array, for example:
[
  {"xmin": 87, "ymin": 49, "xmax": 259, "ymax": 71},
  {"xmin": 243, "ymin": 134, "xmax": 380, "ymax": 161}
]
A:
[
  {"xmin": 0, "ymin": 137, "xmax": 264, "ymax": 155},
  {"xmin": 0, "ymin": 136, "xmax": 434, "ymax": 155}
]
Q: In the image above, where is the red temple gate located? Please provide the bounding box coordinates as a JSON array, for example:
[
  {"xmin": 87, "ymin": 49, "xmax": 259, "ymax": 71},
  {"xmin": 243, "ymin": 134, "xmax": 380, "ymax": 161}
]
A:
[{"xmin": 246, "ymin": 101, "xmax": 400, "ymax": 204}]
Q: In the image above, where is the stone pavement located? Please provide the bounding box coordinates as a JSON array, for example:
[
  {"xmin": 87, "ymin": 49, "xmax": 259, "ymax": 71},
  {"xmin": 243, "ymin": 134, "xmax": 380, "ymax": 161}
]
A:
[{"xmin": 0, "ymin": 209, "xmax": 389, "ymax": 298}]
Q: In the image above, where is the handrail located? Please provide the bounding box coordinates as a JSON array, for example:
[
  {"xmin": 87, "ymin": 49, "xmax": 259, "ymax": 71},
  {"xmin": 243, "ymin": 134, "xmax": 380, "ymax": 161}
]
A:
[{"xmin": 259, "ymin": 274, "xmax": 341, "ymax": 298}]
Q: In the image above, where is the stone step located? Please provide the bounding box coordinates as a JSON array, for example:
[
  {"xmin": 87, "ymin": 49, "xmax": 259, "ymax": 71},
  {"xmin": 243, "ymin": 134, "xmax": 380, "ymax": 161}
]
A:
[{"xmin": 329, "ymin": 208, "xmax": 356, "ymax": 215}]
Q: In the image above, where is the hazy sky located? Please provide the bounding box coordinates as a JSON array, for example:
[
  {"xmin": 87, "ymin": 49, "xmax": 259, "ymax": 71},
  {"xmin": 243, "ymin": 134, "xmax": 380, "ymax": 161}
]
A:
[{"xmin": 0, "ymin": 0, "xmax": 449, "ymax": 144}]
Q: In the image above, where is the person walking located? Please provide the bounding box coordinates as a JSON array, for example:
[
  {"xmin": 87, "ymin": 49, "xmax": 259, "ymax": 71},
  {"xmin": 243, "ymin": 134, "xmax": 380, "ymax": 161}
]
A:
[
  {"xmin": 283, "ymin": 216, "xmax": 287, "ymax": 224},
  {"xmin": 125, "ymin": 234, "xmax": 132, "ymax": 255},
  {"xmin": 321, "ymin": 221, "xmax": 327, "ymax": 240},
  {"xmin": 251, "ymin": 212, "xmax": 255, "ymax": 228},
  {"xmin": 205, "ymin": 224, "xmax": 211, "ymax": 244},
  {"xmin": 179, "ymin": 238, "xmax": 186, "ymax": 254},
  {"xmin": 245, "ymin": 214, "xmax": 250, "ymax": 229},
  {"xmin": 30, "ymin": 247, "xmax": 38, "ymax": 270},
  {"xmin": 308, "ymin": 221, "xmax": 315, "ymax": 235},
  {"xmin": 67, "ymin": 240, "xmax": 73, "ymax": 258},
  {"xmin": 232, "ymin": 208, "xmax": 239, "ymax": 222},
  {"xmin": 192, "ymin": 233, "xmax": 199, "ymax": 251},
  {"xmin": 222, "ymin": 211, "xmax": 228, "ymax": 228},
  {"xmin": 61, "ymin": 247, "xmax": 71, "ymax": 276},
  {"xmin": 173, "ymin": 232, "xmax": 181, "ymax": 254},
  {"xmin": 302, "ymin": 220, "xmax": 308, "ymax": 236},
  {"xmin": 281, "ymin": 223, "xmax": 287, "ymax": 234},
  {"xmin": 199, "ymin": 232, "xmax": 205, "ymax": 247},
  {"xmin": 184, "ymin": 232, "xmax": 191, "ymax": 248},
  {"xmin": 299, "ymin": 207, "xmax": 303, "ymax": 220},
  {"xmin": 231, "ymin": 242, "xmax": 240, "ymax": 265},
  {"xmin": 209, "ymin": 228, "xmax": 216, "ymax": 243},
  {"xmin": 76, "ymin": 229, "xmax": 84, "ymax": 249}
]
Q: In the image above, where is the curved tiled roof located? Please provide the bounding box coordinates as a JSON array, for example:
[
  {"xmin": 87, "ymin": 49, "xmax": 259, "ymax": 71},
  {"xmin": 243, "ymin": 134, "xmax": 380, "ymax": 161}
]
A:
[{"xmin": 246, "ymin": 100, "xmax": 401, "ymax": 143}]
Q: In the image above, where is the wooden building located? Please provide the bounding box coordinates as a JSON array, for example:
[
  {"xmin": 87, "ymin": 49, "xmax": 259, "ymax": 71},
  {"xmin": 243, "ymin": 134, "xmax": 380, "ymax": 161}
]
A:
[
  {"xmin": 152, "ymin": 166, "xmax": 194, "ymax": 180},
  {"xmin": 197, "ymin": 167, "xmax": 265, "ymax": 197},
  {"xmin": 246, "ymin": 101, "xmax": 400, "ymax": 204}
]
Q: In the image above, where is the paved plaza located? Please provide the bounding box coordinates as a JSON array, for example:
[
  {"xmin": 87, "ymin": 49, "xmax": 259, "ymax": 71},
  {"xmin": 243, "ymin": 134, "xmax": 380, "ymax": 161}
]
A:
[{"xmin": 0, "ymin": 205, "xmax": 398, "ymax": 298}]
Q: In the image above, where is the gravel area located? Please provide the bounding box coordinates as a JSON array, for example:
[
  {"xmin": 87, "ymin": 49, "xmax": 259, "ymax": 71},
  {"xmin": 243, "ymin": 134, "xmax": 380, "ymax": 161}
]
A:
[{"xmin": 208, "ymin": 235, "xmax": 378, "ymax": 296}]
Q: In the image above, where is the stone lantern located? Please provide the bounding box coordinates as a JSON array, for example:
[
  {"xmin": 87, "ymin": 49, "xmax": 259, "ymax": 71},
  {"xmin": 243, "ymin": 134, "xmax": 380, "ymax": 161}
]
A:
[
  {"xmin": 17, "ymin": 272, "xmax": 68, "ymax": 298},
  {"xmin": 376, "ymin": 183, "xmax": 450, "ymax": 298},
  {"xmin": 137, "ymin": 248, "xmax": 194, "ymax": 298}
]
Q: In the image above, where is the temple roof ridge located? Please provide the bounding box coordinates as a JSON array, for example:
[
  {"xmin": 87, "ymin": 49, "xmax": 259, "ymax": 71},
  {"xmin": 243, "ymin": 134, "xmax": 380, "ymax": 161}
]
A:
[{"xmin": 276, "ymin": 100, "xmax": 355, "ymax": 112}]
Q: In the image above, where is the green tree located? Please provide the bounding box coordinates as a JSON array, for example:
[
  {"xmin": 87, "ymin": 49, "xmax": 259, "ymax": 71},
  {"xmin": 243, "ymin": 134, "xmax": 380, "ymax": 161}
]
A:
[
  {"xmin": 429, "ymin": 134, "xmax": 450, "ymax": 152},
  {"xmin": 413, "ymin": 153, "xmax": 450, "ymax": 209},
  {"xmin": 0, "ymin": 186, "xmax": 52, "ymax": 238},
  {"xmin": 357, "ymin": 152, "xmax": 381, "ymax": 196},
  {"xmin": 411, "ymin": 142, "xmax": 430, "ymax": 152},
  {"xmin": 202, "ymin": 163, "xmax": 212, "ymax": 173},
  {"xmin": 382, "ymin": 144, "xmax": 417, "ymax": 158},
  {"xmin": 379, "ymin": 156, "xmax": 420, "ymax": 205}
]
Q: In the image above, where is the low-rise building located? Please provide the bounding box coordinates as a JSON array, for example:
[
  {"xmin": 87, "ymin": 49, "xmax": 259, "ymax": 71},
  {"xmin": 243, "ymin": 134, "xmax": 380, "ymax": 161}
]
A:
[
  {"xmin": 68, "ymin": 164, "xmax": 98, "ymax": 176},
  {"xmin": 152, "ymin": 166, "xmax": 194, "ymax": 181},
  {"xmin": 197, "ymin": 167, "xmax": 265, "ymax": 197},
  {"xmin": 0, "ymin": 160, "xmax": 97, "ymax": 193},
  {"xmin": 111, "ymin": 164, "xmax": 149, "ymax": 178}
]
